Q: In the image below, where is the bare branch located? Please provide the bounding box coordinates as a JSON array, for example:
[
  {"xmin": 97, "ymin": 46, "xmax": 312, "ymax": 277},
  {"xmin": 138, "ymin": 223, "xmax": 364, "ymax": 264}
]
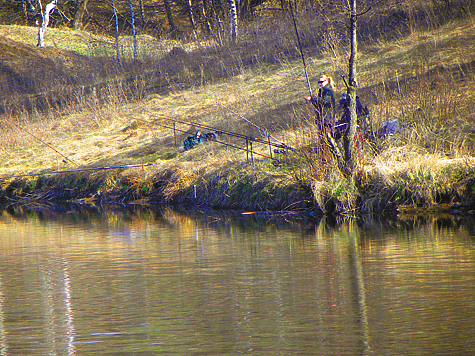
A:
[{"xmin": 357, "ymin": 6, "xmax": 372, "ymax": 17}]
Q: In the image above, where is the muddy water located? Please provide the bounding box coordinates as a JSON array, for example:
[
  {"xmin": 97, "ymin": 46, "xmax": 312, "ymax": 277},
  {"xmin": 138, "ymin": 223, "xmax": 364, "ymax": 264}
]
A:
[{"xmin": 0, "ymin": 205, "xmax": 474, "ymax": 355}]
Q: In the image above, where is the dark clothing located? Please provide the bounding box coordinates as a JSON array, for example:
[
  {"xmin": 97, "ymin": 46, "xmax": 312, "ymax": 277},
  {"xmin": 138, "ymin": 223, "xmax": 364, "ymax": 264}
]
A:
[
  {"xmin": 335, "ymin": 94, "xmax": 364, "ymax": 138},
  {"xmin": 183, "ymin": 130, "xmax": 204, "ymax": 151},
  {"xmin": 339, "ymin": 95, "xmax": 364, "ymax": 124},
  {"xmin": 310, "ymin": 86, "xmax": 336, "ymax": 127}
]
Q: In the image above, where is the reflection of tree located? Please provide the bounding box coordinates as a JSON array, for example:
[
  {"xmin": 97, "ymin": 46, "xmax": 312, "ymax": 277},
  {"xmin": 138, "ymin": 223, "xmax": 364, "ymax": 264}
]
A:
[
  {"xmin": 349, "ymin": 235, "xmax": 370, "ymax": 355},
  {"xmin": 62, "ymin": 259, "xmax": 76, "ymax": 356},
  {"xmin": 0, "ymin": 275, "xmax": 6, "ymax": 355},
  {"xmin": 41, "ymin": 257, "xmax": 76, "ymax": 355},
  {"xmin": 0, "ymin": 250, "xmax": 77, "ymax": 355},
  {"xmin": 1, "ymin": 204, "xmax": 474, "ymax": 354}
]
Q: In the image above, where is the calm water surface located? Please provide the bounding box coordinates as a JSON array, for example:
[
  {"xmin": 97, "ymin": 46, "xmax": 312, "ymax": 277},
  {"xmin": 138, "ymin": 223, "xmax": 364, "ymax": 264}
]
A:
[{"xmin": 0, "ymin": 205, "xmax": 474, "ymax": 355}]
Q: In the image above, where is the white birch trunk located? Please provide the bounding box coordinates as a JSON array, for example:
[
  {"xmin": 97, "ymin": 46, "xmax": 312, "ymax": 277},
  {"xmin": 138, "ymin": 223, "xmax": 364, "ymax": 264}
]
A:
[
  {"xmin": 128, "ymin": 0, "xmax": 138, "ymax": 61},
  {"xmin": 187, "ymin": 0, "xmax": 198, "ymax": 41},
  {"xmin": 37, "ymin": 0, "xmax": 57, "ymax": 48},
  {"xmin": 229, "ymin": 0, "xmax": 238, "ymax": 43},
  {"xmin": 111, "ymin": 0, "xmax": 122, "ymax": 67}
]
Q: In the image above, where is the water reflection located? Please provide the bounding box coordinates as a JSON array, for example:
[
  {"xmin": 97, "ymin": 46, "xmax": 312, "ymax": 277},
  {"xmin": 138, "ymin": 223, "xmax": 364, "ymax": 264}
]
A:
[
  {"xmin": 0, "ymin": 204, "xmax": 474, "ymax": 355},
  {"xmin": 0, "ymin": 274, "xmax": 6, "ymax": 356}
]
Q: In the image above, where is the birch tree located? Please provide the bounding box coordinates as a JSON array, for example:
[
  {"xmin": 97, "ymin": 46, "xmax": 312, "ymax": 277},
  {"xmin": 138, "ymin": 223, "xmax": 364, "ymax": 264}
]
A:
[
  {"xmin": 37, "ymin": 0, "xmax": 58, "ymax": 48},
  {"xmin": 138, "ymin": 0, "xmax": 146, "ymax": 29},
  {"xmin": 128, "ymin": 0, "xmax": 138, "ymax": 60},
  {"xmin": 200, "ymin": 0, "xmax": 212, "ymax": 36},
  {"xmin": 210, "ymin": 0, "xmax": 226, "ymax": 45},
  {"xmin": 186, "ymin": 0, "xmax": 198, "ymax": 40},
  {"xmin": 111, "ymin": 0, "xmax": 122, "ymax": 67},
  {"xmin": 229, "ymin": 0, "xmax": 238, "ymax": 42}
]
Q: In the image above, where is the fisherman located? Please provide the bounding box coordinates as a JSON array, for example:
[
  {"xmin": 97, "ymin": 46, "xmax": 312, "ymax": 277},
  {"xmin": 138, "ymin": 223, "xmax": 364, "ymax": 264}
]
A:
[
  {"xmin": 304, "ymin": 74, "xmax": 336, "ymax": 133},
  {"xmin": 332, "ymin": 93, "xmax": 364, "ymax": 140},
  {"xmin": 339, "ymin": 93, "xmax": 364, "ymax": 120}
]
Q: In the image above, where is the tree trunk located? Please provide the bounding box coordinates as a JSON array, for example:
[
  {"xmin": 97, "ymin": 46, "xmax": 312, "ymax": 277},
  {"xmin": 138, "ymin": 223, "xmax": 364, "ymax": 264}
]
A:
[
  {"xmin": 111, "ymin": 0, "xmax": 122, "ymax": 67},
  {"xmin": 139, "ymin": 0, "xmax": 146, "ymax": 29},
  {"xmin": 128, "ymin": 0, "xmax": 138, "ymax": 60},
  {"xmin": 200, "ymin": 0, "xmax": 212, "ymax": 36},
  {"xmin": 24, "ymin": 0, "xmax": 38, "ymax": 26},
  {"xmin": 211, "ymin": 0, "xmax": 224, "ymax": 45},
  {"xmin": 328, "ymin": 0, "xmax": 359, "ymax": 179},
  {"xmin": 239, "ymin": 0, "xmax": 249, "ymax": 20},
  {"xmin": 344, "ymin": 0, "xmax": 358, "ymax": 177},
  {"xmin": 280, "ymin": 0, "xmax": 286, "ymax": 13},
  {"xmin": 229, "ymin": 0, "xmax": 238, "ymax": 43},
  {"xmin": 37, "ymin": 0, "xmax": 57, "ymax": 48},
  {"xmin": 72, "ymin": 0, "xmax": 88, "ymax": 30},
  {"xmin": 186, "ymin": 0, "xmax": 198, "ymax": 40},
  {"xmin": 164, "ymin": 0, "xmax": 178, "ymax": 38}
]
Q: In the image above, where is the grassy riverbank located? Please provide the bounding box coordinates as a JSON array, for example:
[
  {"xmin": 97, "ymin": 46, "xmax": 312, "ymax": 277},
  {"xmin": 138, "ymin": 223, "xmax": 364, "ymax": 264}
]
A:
[{"xmin": 1, "ymin": 14, "xmax": 475, "ymax": 215}]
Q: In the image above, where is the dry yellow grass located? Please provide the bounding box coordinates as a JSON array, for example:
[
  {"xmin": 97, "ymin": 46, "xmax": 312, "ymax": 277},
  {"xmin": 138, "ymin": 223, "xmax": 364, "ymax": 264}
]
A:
[{"xmin": 1, "ymin": 15, "xmax": 475, "ymax": 213}]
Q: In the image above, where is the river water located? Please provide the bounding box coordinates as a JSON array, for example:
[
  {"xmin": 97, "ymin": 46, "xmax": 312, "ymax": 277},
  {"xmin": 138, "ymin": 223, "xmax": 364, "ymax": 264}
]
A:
[{"xmin": 0, "ymin": 204, "xmax": 474, "ymax": 356}]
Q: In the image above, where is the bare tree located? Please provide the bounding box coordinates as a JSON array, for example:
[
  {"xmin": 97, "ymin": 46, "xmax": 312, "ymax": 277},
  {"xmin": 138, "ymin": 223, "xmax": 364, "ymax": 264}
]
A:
[
  {"xmin": 163, "ymin": 0, "xmax": 178, "ymax": 38},
  {"xmin": 342, "ymin": 0, "xmax": 359, "ymax": 177},
  {"xmin": 23, "ymin": 0, "xmax": 38, "ymax": 26},
  {"xmin": 210, "ymin": 0, "xmax": 226, "ymax": 45},
  {"xmin": 111, "ymin": 0, "xmax": 121, "ymax": 67},
  {"xmin": 229, "ymin": 0, "xmax": 238, "ymax": 42},
  {"xmin": 72, "ymin": 0, "xmax": 88, "ymax": 30},
  {"xmin": 200, "ymin": 0, "xmax": 212, "ymax": 36},
  {"xmin": 138, "ymin": 0, "xmax": 146, "ymax": 29},
  {"xmin": 37, "ymin": 0, "xmax": 58, "ymax": 48},
  {"xmin": 239, "ymin": 0, "xmax": 249, "ymax": 20},
  {"xmin": 128, "ymin": 0, "xmax": 138, "ymax": 60},
  {"xmin": 199, "ymin": 0, "xmax": 224, "ymax": 45},
  {"xmin": 329, "ymin": 0, "xmax": 371, "ymax": 179},
  {"xmin": 186, "ymin": 0, "xmax": 198, "ymax": 40}
]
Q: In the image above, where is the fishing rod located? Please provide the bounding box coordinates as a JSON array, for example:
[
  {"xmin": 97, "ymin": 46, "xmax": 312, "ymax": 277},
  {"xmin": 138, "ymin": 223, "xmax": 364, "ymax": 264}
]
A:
[
  {"xmin": 154, "ymin": 118, "xmax": 290, "ymax": 162},
  {"xmin": 135, "ymin": 116, "xmax": 275, "ymax": 150},
  {"xmin": 218, "ymin": 103, "xmax": 284, "ymax": 145},
  {"xmin": 217, "ymin": 103, "xmax": 287, "ymax": 146},
  {"xmin": 213, "ymin": 138, "xmax": 273, "ymax": 160},
  {"xmin": 164, "ymin": 120, "xmax": 267, "ymax": 147},
  {"xmin": 156, "ymin": 121, "xmax": 281, "ymax": 163},
  {"xmin": 177, "ymin": 119, "xmax": 291, "ymax": 149},
  {"xmin": 170, "ymin": 117, "xmax": 293, "ymax": 150},
  {"xmin": 288, "ymin": 0, "xmax": 312, "ymax": 97},
  {"xmin": 9, "ymin": 120, "xmax": 79, "ymax": 166},
  {"xmin": 218, "ymin": 103, "xmax": 265, "ymax": 135},
  {"xmin": 0, "ymin": 163, "xmax": 155, "ymax": 180},
  {"xmin": 395, "ymin": 70, "xmax": 405, "ymax": 119}
]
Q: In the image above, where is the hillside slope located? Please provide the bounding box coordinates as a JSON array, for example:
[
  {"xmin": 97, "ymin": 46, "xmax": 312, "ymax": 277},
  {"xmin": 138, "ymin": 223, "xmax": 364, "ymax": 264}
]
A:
[{"xmin": 1, "ymin": 18, "xmax": 475, "ymax": 213}]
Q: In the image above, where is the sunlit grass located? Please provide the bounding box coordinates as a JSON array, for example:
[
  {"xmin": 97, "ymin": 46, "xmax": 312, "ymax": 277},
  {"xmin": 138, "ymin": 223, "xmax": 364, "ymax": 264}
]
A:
[
  {"xmin": 0, "ymin": 25, "xmax": 198, "ymax": 60},
  {"xmin": 1, "ymin": 13, "xmax": 475, "ymax": 211}
]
